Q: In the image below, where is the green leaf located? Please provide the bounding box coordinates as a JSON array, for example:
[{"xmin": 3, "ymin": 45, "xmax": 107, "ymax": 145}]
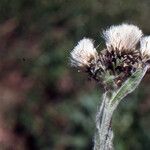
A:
[{"xmin": 110, "ymin": 66, "xmax": 148, "ymax": 105}]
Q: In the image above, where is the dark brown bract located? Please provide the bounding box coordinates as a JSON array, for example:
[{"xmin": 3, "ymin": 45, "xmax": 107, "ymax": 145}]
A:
[{"xmin": 88, "ymin": 48, "xmax": 144, "ymax": 89}]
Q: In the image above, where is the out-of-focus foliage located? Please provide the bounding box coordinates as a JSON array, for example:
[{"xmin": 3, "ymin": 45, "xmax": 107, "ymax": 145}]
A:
[{"xmin": 0, "ymin": 0, "xmax": 150, "ymax": 149}]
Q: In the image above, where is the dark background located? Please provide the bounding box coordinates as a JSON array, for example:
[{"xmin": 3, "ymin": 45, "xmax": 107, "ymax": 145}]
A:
[{"xmin": 0, "ymin": 0, "xmax": 150, "ymax": 149}]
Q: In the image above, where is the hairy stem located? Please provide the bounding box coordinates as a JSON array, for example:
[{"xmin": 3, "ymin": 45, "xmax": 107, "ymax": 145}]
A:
[{"xmin": 94, "ymin": 92, "xmax": 117, "ymax": 150}]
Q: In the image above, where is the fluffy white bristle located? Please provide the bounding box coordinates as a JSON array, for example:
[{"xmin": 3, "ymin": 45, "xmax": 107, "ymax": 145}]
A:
[
  {"xmin": 103, "ymin": 23, "xmax": 143, "ymax": 51},
  {"xmin": 140, "ymin": 36, "xmax": 150, "ymax": 57},
  {"xmin": 70, "ymin": 38, "xmax": 98, "ymax": 67}
]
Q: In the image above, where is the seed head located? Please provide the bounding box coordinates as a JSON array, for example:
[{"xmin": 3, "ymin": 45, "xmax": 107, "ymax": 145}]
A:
[
  {"xmin": 70, "ymin": 38, "xmax": 98, "ymax": 68},
  {"xmin": 103, "ymin": 23, "xmax": 143, "ymax": 52},
  {"xmin": 140, "ymin": 36, "xmax": 150, "ymax": 61}
]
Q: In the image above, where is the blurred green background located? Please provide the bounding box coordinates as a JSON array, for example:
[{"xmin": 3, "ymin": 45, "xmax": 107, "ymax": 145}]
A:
[{"xmin": 0, "ymin": 0, "xmax": 150, "ymax": 149}]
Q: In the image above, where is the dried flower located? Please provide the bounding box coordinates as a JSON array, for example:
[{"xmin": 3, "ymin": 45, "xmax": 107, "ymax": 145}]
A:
[
  {"xmin": 70, "ymin": 38, "xmax": 98, "ymax": 68},
  {"xmin": 103, "ymin": 24, "xmax": 143, "ymax": 52},
  {"xmin": 140, "ymin": 36, "xmax": 150, "ymax": 61},
  {"xmin": 70, "ymin": 24, "xmax": 147, "ymax": 89}
]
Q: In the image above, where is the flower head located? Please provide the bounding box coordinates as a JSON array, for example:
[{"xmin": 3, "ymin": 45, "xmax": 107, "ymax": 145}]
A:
[
  {"xmin": 103, "ymin": 23, "xmax": 143, "ymax": 52},
  {"xmin": 140, "ymin": 36, "xmax": 150, "ymax": 60},
  {"xmin": 70, "ymin": 24, "xmax": 147, "ymax": 89},
  {"xmin": 70, "ymin": 38, "xmax": 98, "ymax": 68}
]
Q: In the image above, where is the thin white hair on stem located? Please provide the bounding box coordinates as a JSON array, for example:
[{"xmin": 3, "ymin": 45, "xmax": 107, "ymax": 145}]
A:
[
  {"xmin": 103, "ymin": 23, "xmax": 143, "ymax": 51},
  {"xmin": 70, "ymin": 38, "xmax": 98, "ymax": 67},
  {"xmin": 140, "ymin": 36, "xmax": 150, "ymax": 56}
]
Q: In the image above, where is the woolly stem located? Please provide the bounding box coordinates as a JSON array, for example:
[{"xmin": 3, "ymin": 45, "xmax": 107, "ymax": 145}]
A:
[{"xmin": 94, "ymin": 92, "xmax": 117, "ymax": 150}]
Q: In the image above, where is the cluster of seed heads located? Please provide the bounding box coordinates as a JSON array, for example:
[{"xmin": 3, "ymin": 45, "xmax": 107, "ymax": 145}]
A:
[{"xmin": 70, "ymin": 23, "xmax": 150, "ymax": 90}]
